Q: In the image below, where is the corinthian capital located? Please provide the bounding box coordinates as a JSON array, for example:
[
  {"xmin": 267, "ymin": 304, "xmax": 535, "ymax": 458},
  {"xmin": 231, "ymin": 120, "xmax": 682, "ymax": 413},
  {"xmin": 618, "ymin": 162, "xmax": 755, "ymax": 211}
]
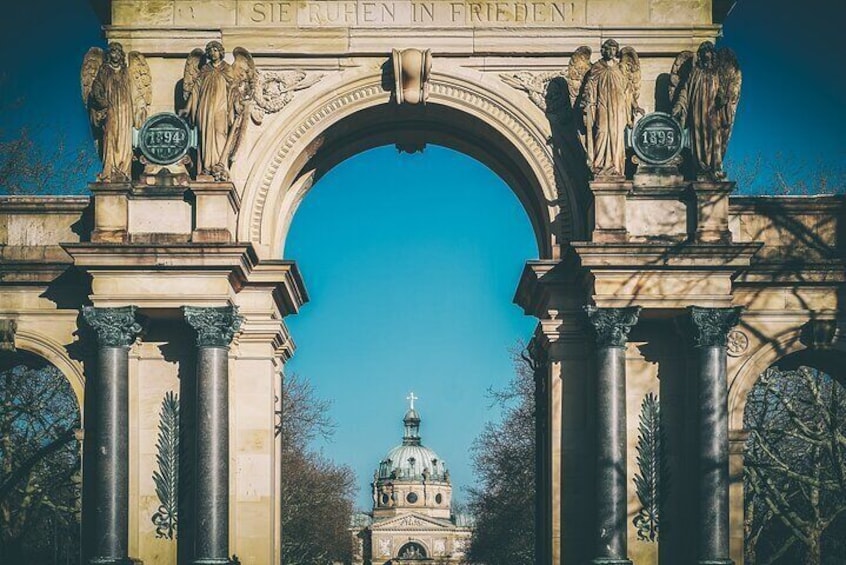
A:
[
  {"xmin": 82, "ymin": 306, "xmax": 142, "ymax": 347},
  {"xmin": 183, "ymin": 305, "xmax": 243, "ymax": 348},
  {"xmin": 584, "ymin": 306, "xmax": 641, "ymax": 347},
  {"xmin": 688, "ymin": 306, "xmax": 743, "ymax": 348}
]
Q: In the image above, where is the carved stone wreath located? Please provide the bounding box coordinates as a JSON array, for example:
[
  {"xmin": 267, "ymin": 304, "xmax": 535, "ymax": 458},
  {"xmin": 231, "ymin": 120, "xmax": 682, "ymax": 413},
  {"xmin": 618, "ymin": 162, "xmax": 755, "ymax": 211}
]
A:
[
  {"xmin": 727, "ymin": 329, "xmax": 750, "ymax": 357},
  {"xmin": 251, "ymin": 69, "xmax": 325, "ymax": 124}
]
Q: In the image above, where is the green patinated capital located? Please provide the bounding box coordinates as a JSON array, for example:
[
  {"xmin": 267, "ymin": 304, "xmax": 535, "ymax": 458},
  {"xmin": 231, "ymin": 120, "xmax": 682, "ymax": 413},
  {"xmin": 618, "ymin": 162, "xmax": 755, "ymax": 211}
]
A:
[
  {"xmin": 688, "ymin": 306, "xmax": 744, "ymax": 348},
  {"xmin": 183, "ymin": 305, "xmax": 243, "ymax": 348},
  {"xmin": 82, "ymin": 306, "xmax": 142, "ymax": 347},
  {"xmin": 584, "ymin": 306, "xmax": 641, "ymax": 348}
]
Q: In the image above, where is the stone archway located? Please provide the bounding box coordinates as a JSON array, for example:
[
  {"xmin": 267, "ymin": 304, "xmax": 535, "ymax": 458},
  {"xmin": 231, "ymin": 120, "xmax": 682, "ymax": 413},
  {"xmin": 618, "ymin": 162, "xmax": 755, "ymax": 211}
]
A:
[{"xmin": 236, "ymin": 66, "xmax": 584, "ymax": 260}]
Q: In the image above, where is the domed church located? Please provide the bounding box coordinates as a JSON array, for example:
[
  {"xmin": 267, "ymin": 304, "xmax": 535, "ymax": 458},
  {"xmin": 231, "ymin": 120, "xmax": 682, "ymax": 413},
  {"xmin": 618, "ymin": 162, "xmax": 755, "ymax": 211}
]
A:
[{"xmin": 349, "ymin": 395, "xmax": 473, "ymax": 564}]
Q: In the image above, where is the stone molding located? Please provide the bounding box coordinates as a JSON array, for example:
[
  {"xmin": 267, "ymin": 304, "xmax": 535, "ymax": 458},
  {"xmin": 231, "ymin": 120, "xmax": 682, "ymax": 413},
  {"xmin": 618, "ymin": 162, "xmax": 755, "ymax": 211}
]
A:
[
  {"xmin": 82, "ymin": 306, "xmax": 142, "ymax": 347},
  {"xmin": 584, "ymin": 305, "xmax": 641, "ymax": 347},
  {"xmin": 183, "ymin": 305, "xmax": 243, "ymax": 347},
  {"xmin": 243, "ymin": 69, "xmax": 568, "ymax": 254},
  {"xmin": 688, "ymin": 306, "xmax": 743, "ymax": 348}
]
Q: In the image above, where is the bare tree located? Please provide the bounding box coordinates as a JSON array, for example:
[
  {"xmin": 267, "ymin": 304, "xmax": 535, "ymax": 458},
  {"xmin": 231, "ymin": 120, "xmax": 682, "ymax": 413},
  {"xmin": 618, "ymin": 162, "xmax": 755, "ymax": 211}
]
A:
[
  {"xmin": 726, "ymin": 152, "xmax": 846, "ymax": 195},
  {"xmin": 277, "ymin": 373, "xmax": 355, "ymax": 565},
  {"xmin": 744, "ymin": 365, "xmax": 846, "ymax": 565},
  {"xmin": 465, "ymin": 346, "xmax": 536, "ymax": 565},
  {"xmin": 0, "ymin": 352, "xmax": 81, "ymax": 564},
  {"xmin": 0, "ymin": 92, "xmax": 97, "ymax": 196}
]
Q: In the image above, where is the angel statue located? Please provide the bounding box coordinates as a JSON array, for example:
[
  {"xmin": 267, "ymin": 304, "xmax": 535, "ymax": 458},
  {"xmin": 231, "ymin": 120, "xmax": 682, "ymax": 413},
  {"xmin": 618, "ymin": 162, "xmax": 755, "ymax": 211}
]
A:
[
  {"xmin": 575, "ymin": 39, "xmax": 644, "ymax": 178},
  {"xmin": 181, "ymin": 41, "xmax": 256, "ymax": 181},
  {"xmin": 81, "ymin": 42, "xmax": 151, "ymax": 182},
  {"xmin": 671, "ymin": 41, "xmax": 741, "ymax": 180}
]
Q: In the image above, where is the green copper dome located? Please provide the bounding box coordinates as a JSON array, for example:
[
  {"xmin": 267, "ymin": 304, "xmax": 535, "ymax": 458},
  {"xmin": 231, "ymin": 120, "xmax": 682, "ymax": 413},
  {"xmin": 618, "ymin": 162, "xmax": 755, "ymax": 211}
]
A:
[{"xmin": 376, "ymin": 404, "xmax": 449, "ymax": 482}]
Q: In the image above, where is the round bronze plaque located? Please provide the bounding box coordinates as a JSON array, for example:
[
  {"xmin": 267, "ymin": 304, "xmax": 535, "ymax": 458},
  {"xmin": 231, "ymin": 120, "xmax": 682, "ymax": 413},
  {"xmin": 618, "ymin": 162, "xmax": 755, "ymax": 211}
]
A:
[
  {"xmin": 631, "ymin": 112, "xmax": 684, "ymax": 165},
  {"xmin": 138, "ymin": 113, "xmax": 192, "ymax": 165}
]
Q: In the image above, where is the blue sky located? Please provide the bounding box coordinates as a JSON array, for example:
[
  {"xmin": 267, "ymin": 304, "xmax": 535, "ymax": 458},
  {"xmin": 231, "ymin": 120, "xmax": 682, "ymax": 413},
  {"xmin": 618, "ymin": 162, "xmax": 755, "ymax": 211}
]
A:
[{"xmin": 1, "ymin": 0, "xmax": 844, "ymax": 509}]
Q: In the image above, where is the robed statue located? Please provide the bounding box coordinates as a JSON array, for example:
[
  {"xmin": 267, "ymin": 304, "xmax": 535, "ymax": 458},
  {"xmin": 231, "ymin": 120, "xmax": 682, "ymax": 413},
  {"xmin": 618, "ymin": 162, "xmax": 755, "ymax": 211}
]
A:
[
  {"xmin": 81, "ymin": 43, "xmax": 151, "ymax": 182},
  {"xmin": 671, "ymin": 41, "xmax": 742, "ymax": 180},
  {"xmin": 570, "ymin": 39, "xmax": 643, "ymax": 178},
  {"xmin": 181, "ymin": 41, "xmax": 256, "ymax": 181}
]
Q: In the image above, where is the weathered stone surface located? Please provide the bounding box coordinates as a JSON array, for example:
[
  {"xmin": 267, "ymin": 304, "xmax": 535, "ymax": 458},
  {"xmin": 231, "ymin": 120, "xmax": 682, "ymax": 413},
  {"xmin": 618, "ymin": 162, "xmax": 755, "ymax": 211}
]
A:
[{"xmin": 3, "ymin": 3, "xmax": 845, "ymax": 565}]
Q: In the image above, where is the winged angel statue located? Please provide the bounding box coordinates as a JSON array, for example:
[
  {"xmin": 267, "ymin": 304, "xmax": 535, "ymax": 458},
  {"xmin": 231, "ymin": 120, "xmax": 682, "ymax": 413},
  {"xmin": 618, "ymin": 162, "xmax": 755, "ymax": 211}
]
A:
[
  {"xmin": 181, "ymin": 42, "xmax": 256, "ymax": 181},
  {"xmin": 81, "ymin": 43, "xmax": 151, "ymax": 181},
  {"xmin": 501, "ymin": 41, "xmax": 641, "ymax": 178},
  {"xmin": 670, "ymin": 41, "xmax": 742, "ymax": 180}
]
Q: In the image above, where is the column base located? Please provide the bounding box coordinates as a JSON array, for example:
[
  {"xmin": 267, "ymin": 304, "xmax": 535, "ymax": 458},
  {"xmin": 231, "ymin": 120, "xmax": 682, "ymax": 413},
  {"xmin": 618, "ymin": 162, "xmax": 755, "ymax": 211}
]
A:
[
  {"xmin": 698, "ymin": 560, "xmax": 734, "ymax": 565},
  {"xmin": 89, "ymin": 558, "xmax": 142, "ymax": 565},
  {"xmin": 591, "ymin": 559, "xmax": 633, "ymax": 565},
  {"xmin": 191, "ymin": 559, "xmax": 239, "ymax": 565}
]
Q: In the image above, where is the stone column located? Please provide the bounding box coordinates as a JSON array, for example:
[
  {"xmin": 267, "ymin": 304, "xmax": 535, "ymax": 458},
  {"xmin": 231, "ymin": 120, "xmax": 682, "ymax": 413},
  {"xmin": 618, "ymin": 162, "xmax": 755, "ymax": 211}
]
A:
[
  {"xmin": 688, "ymin": 306, "xmax": 742, "ymax": 565},
  {"xmin": 82, "ymin": 306, "xmax": 142, "ymax": 565},
  {"xmin": 184, "ymin": 306, "xmax": 242, "ymax": 565},
  {"xmin": 584, "ymin": 306, "xmax": 641, "ymax": 565}
]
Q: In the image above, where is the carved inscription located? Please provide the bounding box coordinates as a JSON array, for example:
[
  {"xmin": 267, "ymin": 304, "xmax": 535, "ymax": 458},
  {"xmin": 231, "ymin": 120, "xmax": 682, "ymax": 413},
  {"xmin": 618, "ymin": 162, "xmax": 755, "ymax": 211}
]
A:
[{"xmin": 241, "ymin": 1, "xmax": 584, "ymax": 26}]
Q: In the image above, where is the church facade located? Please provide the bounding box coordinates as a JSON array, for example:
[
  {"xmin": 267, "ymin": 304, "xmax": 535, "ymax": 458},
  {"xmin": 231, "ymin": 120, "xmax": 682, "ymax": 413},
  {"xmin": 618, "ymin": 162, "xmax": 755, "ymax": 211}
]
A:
[{"xmin": 350, "ymin": 400, "xmax": 473, "ymax": 564}]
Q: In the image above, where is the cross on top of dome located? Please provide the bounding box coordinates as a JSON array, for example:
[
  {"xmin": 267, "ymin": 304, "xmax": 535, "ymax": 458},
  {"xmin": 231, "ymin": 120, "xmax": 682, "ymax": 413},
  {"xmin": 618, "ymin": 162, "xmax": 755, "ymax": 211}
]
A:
[{"xmin": 406, "ymin": 391, "xmax": 418, "ymax": 410}]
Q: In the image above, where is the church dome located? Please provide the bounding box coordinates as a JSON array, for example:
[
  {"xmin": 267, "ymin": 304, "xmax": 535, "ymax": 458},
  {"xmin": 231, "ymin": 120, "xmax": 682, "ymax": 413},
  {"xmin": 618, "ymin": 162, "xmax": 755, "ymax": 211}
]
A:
[{"xmin": 376, "ymin": 402, "xmax": 449, "ymax": 482}]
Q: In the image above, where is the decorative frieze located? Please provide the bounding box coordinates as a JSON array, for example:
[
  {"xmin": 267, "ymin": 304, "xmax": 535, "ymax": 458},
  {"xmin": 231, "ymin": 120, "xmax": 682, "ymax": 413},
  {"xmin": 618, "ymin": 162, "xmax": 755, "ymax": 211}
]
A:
[{"xmin": 82, "ymin": 306, "xmax": 142, "ymax": 347}]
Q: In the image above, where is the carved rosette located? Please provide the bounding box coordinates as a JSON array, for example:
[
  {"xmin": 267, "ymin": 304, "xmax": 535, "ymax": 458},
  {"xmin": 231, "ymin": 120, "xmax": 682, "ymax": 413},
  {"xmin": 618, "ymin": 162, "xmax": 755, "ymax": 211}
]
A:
[
  {"xmin": 726, "ymin": 330, "xmax": 749, "ymax": 357},
  {"xmin": 584, "ymin": 306, "xmax": 642, "ymax": 347},
  {"xmin": 82, "ymin": 306, "xmax": 142, "ymax": 347},
  {"xmin": 183, "ymin": 305, "xmax": 243, "ymax": 348},
  {"xmin": 688, "ymin": 306, "xmax": 743, "ymax": 348}
]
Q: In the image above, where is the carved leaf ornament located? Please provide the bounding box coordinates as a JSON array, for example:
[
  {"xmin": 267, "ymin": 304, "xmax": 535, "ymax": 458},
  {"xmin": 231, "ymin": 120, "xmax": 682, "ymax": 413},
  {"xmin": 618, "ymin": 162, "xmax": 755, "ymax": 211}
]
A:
[
  {"xmin": 82, "ymin": 306, "xmax": 142, "ymax": 347},
  {"xmin": 152, "ymin": 391, "xmax": 180, "ymax": 539},
  {"xmin": 633, "ymin": 392, "xmax": 663, "ymax": 542}
]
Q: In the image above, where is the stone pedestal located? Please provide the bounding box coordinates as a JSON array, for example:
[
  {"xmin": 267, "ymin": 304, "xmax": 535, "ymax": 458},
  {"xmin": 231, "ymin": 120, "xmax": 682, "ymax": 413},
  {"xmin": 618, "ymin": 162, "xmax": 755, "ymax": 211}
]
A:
[
  {"xmin": 90, "ymin": 183, "xmax": 131, "ymax": 244},
  {"xmin": 82, "ymin": 306, "xmax": 143, "ymax": 565},
  {"xmin": 689, "ymin": 306, "xmax": 742, "ymax": 565},
  {"xmin": 585, "ymin": 306, "xmax": 641, "ymax": 565},
  {"xmin": 692, "ymin": 182, "xmax": 734, "ymax": 243},
  {"xmin": 184, "ymin": 306, "xmax": 243, "ymax": 565},
  {"xmin": 591, "ymin": 180, "xmax": 631, "ymax": 243},
  {"xmin": 190, "ymin": 182, "xmax": 240, "ymax": 243}
]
